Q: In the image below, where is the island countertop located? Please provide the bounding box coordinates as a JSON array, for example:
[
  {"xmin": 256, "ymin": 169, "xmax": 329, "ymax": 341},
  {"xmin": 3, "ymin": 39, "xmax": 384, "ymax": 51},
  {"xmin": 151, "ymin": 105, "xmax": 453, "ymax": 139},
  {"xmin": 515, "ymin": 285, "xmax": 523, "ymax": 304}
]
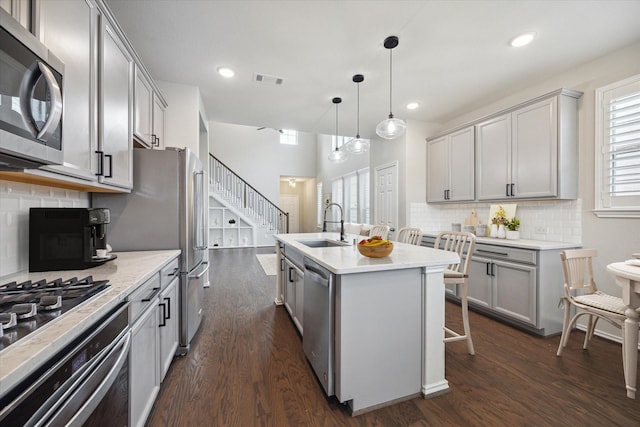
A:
[
  {"xmin": 275, "ymin": 232, "xmax": 460, "ymax": 274},
  {"xmin": 0, "ymin": 250, "xmax": 181, "ymax": 399}
]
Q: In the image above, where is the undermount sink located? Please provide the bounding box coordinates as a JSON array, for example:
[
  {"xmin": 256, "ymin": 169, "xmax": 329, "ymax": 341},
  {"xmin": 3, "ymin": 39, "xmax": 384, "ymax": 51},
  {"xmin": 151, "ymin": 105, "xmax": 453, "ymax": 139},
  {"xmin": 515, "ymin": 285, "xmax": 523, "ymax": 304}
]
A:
[{"xmin": 297, "ymin": 239, "xmax": 350, "ymax": 248}]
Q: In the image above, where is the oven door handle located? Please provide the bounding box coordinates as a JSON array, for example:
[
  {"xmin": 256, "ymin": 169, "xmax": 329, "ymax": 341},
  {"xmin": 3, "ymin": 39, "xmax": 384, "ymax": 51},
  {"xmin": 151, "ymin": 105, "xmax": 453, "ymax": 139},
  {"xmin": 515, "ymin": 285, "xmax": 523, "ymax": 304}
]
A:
[{"xmin": 37, "ymin": 331, "xmax": 131, "ymax": 427}]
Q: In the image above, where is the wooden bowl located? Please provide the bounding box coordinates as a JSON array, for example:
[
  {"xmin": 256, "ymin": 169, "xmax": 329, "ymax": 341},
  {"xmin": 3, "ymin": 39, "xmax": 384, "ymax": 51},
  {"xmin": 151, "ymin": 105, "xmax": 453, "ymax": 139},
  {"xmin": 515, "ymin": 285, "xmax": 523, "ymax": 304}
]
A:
[{"xmin": 357, "ymin": 242, "xmax": 394, "ymax": 258}]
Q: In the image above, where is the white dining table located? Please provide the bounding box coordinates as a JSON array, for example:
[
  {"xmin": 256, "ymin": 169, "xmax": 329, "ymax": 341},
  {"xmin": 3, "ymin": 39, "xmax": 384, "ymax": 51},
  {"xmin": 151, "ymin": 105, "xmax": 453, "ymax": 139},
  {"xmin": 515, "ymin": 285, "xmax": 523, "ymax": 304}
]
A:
[{"xmin": 606, "ymin": 261, "xmax": 640, "ymax": 398}]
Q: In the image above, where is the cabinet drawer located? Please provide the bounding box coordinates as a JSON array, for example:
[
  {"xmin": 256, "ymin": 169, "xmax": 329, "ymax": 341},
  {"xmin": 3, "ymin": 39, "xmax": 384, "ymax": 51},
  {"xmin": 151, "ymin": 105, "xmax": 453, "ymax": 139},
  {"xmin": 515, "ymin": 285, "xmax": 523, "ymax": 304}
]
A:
[
  {"xmin": 474, "ymin": 243, "xmax": 536, "ymax": 265},
  {"xmin": 160, "ymin": 257, "xmax": 180, "ymax": 288},
  {"xmin": 129, "ymin": 273, "xmax": 161, "ymax": 322}
]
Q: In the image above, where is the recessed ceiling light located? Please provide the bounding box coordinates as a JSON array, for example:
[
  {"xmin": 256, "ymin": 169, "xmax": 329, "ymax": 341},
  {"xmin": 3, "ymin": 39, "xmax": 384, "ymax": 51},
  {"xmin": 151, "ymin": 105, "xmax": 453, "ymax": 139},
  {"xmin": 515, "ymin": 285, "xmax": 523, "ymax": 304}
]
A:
[
  {"xmin": 217, "ymin": 66, "xmax": 235, "ymax": 78},
  {"xmin": 510, "ymin": 32, "xmax": 536, "ymax": 48},
  {"xmin": 406, "ymin": 102, "xmax": 420, "ymax": 110}
]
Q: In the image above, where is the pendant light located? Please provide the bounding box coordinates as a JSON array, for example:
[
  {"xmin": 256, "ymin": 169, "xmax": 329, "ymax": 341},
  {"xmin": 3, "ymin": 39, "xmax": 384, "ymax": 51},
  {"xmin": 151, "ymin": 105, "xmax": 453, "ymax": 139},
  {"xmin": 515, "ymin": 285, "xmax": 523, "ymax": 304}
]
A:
[
  {"xmin": 345, "ymin": 74, "xmax": 370, "ymax": 154},
  {"xmin": 376, "ymin": 35, "xmax": 406, "ymax": 140},
  {"xmin": 327, "ymin": 97, "xmax": 347, "ymax": 163}
]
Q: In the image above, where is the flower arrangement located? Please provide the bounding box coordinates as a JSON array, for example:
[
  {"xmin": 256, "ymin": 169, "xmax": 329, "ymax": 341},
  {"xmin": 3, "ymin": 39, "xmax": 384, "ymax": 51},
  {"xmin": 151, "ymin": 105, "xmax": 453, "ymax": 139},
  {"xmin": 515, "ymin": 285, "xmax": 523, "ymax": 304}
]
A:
[
  {"xmin": 505, "ymin": 217, "xmax": 520, "ymax": 231},
  {"xmin": 491, "ymin": 205, "xmax": 507, "ymax": 225}
]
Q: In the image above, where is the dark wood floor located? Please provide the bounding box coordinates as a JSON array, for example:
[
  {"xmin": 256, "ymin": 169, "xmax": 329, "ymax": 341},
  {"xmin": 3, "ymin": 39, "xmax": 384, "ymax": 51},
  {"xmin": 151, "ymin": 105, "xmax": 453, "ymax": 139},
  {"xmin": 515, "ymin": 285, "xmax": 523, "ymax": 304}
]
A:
[{"xmin": 147, "ymin": 247, "xmax": 640, "ymax": 426}]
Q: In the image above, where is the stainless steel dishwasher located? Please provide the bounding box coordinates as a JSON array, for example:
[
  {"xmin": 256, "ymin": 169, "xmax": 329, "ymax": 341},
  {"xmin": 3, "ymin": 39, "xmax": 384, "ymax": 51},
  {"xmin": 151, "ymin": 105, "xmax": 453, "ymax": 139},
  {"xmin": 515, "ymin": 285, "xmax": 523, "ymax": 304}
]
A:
[{"xmin": 303, "ymin": 257, "xmax": 335, "ymax": 396}]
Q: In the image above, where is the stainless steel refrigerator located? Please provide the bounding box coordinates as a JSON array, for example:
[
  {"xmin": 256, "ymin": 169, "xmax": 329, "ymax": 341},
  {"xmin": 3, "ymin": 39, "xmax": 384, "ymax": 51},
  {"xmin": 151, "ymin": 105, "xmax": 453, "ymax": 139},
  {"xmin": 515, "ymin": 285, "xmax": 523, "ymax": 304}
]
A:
[{"xmin": 93, "ymin": 147, "xmax": 208, "ymax": 354}]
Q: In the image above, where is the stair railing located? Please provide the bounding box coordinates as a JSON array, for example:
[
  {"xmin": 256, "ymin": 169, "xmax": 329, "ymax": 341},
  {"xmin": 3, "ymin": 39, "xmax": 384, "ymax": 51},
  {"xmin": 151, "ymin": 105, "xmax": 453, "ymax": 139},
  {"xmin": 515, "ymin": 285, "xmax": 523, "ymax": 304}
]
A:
[{"xmin": 209, "ymin": 154, "xmax": 289, "ymax": 234}]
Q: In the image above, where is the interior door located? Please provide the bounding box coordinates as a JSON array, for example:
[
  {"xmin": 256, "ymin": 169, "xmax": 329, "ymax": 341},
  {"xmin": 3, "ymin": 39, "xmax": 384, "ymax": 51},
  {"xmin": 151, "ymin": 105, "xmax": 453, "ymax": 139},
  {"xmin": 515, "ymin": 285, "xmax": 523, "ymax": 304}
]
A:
[
  {"xmin": 375, "ymin": 163, "xmax": 398, "ymax": 238},
  {"xmin": 280, "ymin": 194, "xmax": 300, "ymax": 233}
]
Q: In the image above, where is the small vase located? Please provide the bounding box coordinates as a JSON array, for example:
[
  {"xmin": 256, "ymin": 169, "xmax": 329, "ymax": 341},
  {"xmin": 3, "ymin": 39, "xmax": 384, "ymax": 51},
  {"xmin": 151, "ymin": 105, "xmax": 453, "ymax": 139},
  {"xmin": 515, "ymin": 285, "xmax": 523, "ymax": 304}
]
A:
[
  {"xmin": 506, "ymin": 230, "xmax": 520, "ymax": 240},
  {"xmin": 497, "ymin": 224, "xmax": 506, "ymax": 239},
  {"xmin": 490, "ymin": 224, "xmax": 498, "ymax": 238}
]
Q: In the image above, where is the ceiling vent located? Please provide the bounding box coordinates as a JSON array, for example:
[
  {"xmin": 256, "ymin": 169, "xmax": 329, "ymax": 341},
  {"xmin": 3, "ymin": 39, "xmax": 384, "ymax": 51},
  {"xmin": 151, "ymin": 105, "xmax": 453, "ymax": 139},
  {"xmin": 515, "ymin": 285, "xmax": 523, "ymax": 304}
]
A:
[{"xmin": 253, "ymin": 72, "xmax": 285, "ymax": 86}]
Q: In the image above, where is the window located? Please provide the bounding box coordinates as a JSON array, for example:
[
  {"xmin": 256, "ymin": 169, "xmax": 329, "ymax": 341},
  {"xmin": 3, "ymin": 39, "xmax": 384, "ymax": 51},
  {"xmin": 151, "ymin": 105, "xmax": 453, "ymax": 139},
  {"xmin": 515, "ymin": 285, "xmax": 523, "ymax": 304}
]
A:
[
  {"xmin": 316, "ymin": 182, "xmax": 323, "ymax": 228},
  {"xmin": 343, "ymin": 173, "xmax": 358, "ymax": 222},
  {"xmin": 332, "ymin": 135, "xmax": 349, "ymax": 150},
  {"xmin": 358, "ymin": 168, "xmax": 370, "ymax": 224},
  {"xmin": 279, "ymin": 129, "xmax": 298, "ymax": 145},
  {"xmin": 595, "ymin": 74, "xmax": 640, "ymax": 218}
]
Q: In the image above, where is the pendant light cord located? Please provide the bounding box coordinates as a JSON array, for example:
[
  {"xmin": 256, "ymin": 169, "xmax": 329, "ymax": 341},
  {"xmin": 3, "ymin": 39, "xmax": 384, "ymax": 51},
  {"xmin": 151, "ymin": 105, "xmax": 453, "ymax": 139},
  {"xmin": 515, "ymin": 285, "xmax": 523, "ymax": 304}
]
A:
[
  {"xmin": 388, "ymin": 49, "xmax": 393, "ymax": 117},
  {"xmin": 335, "ymin": 102, "xmax": 339, "ymax": 151},
  {"xmin": 356, "ymin": 81, "xmax": 360, "ymax": 138}
]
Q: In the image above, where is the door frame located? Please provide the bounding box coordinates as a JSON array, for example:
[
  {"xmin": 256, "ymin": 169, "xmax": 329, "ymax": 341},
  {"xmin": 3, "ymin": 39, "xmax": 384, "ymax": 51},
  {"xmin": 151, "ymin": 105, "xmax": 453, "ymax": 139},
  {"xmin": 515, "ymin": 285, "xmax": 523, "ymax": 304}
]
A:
[{"xmin": 374, "ymin": 161, "xmax": 399, "ymax": 234}]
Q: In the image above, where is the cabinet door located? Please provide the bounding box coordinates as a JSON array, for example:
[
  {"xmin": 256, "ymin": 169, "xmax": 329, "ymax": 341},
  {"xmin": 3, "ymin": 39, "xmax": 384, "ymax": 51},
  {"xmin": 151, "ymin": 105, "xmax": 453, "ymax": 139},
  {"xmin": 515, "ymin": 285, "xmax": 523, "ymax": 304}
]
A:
[
  {"xmin": 36, "ymin": 0, "xmax": 98, "ymax": 181},
  {"xmin": 134, "ymin": 66, "xmax": 153, "ymax": 147},
  {"xmin": 476, "ymin": 114, "xmax": 511, "ymax": 200},
  {"xmin": 1, "ymin": 0, "xmax": 30, "ymax": 30},
  {"xmin": 511, "ymin": 97, "xmax": 558, "ymax": 198},
  {"xmin": 152, "ymin": 94, "xmax": 165, "ymax": 149},
  {"xmin": 448, "ymin": 126, "xmax": 475, "ymax": 201},
  {"xmin": 294, "ymin": 268, "xmax": 304, "ymax": 333},
  {"xmin": 284, "ymin": 259, "xmax": 295, "ymax": 317},
  {"xmin": 427, "ymin": 136, "xmax": 448, "ymax": 202},
  {"xmin": 100, "ymin": 18, "xmax": 133, "ymax": 189},
  {"xmin": 467, "ymin": 256, "xmax": 492, "ymax": 309},
  {"xmin": 159, "ymin": 278, "xmax": 179, "ymax": 382},
  {"xmin": 130, "ymin": 302, "xmax": 160, "ymax": 427},
  {"xmin": 493, "ymin": 260, "xmax": 537, "ymax": 326}
]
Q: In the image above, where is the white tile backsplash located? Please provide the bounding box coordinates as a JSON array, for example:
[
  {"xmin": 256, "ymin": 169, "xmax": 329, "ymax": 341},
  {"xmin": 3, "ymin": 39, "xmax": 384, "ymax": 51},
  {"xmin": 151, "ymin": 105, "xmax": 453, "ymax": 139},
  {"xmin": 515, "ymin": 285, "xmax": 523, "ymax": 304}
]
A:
[
  {"xmin": 410, "ymin": 199, "xmax": 582, "ymax": 243},
  {"xmin": 0, "ymin": 180, "xmax": 89, "ymax": 278}
]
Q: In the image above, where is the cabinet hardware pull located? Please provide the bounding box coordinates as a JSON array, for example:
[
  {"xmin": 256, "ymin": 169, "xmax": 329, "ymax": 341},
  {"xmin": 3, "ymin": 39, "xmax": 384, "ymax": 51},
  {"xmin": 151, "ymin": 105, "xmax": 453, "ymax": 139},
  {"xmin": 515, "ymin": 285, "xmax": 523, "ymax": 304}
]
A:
[
  {"xmin": 491, "ymin": 262, "xmax": 496, "ymax": 277},
  {"xmin": 164, "ymin": 297, "xmax": 171, "ymax": 319},
  {"xmin": 443, "ymin": 189, "xmax": 447, "ymax": 200},
  {"xmin": 95, "ymin": 150, "xmax": 104, "ymax": 176},
  {"xmin": 486, "ymin": 262, "xmax": 491, "ymax": 276},
  {"xmin": 105, "ymin": 154, "xmax": 113, "ymax": 178},
  {"xmin": 168, "ymin": 267, "xmax": 179, "ymax": 277},
  {"xmin": 510, "ymin": 183, "xmax": 515, "ymax": 197},
  {"xmin": 477, "ymin": 249, "xmax": 509, "ymax": 256},
  {"xmin": 288, "ymin": 267, "xmax": 295, "ymax": 282},
  {"xmin": 506, "ymin": 183, "xmax": 510, "ymax": 197},
  {"xmin": 159, "ymin": 301, "xmax": 167, "ymax": 327},
  {"xmin": 142, "ymin": 286, "xmax": 160, "ymax": 302}
]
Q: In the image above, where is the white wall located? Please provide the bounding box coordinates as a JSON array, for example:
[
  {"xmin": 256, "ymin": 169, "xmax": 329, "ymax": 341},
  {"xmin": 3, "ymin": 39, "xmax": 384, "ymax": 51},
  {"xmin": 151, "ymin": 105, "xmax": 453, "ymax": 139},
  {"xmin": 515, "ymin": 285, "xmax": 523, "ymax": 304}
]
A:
[{"xmin": 209, "ymin": 122, "xmax": 316, "ymax": 205}]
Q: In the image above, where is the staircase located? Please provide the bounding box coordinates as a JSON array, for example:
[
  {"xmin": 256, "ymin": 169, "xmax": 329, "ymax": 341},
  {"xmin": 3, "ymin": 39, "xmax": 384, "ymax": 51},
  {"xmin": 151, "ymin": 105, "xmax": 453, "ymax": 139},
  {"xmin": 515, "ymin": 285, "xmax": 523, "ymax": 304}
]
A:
[{"xmin": 209, "ymin": 154, "xmax": 289, "ymax": 247}]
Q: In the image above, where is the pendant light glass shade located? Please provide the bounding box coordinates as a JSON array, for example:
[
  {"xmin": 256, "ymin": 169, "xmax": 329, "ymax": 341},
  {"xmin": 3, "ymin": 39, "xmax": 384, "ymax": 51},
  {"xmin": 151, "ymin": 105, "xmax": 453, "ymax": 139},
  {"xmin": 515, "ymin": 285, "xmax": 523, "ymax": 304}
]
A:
[
  {"xmin": 345, "ymin": 74, "xmax": 370, "ymax": 154},
  {"xmin": 328, "ymin": 97, "xmax": 347, "ymax": 163},
  {"xmin": 376, "ymin": 35, "xmax": 406, "ymax": 140}
]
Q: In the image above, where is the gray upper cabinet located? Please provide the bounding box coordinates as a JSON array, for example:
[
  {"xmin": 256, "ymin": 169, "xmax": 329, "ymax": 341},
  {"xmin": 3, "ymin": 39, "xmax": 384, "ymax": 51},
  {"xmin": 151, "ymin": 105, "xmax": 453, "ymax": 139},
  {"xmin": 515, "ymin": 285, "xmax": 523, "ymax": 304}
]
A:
[
  {"xmin": 0, "ymin": 0, "xmax": 30, "ymax": 30},
  {"xmin": 152, "ymin": 94, "xmax": 166, "ymax": 150},
  {"xmin": 35, "ymin": 0, "xmax": 98, "ymax": 181},
  {"xmin": 476, "ymin": 89, "xmax": 582, "ymax": 201},
  {"xmin": 134, "ymin": 66, "xmax": 153, "ymax": 147},
  {"xmin": 99, "ymin": 17, "xmax": 133, "ymax": 189},
  {"xmin": 427, "ymin": 126, "xmax": 475, "ymax": 202}
]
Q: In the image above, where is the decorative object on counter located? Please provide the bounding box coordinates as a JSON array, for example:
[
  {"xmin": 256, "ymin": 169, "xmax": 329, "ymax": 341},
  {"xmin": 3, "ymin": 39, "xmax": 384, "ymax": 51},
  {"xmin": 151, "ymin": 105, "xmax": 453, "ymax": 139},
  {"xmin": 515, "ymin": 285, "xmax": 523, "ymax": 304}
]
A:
[
  {"xmin": 463, "ymin": 225, "xmax": 475, "ymax": 235},
  {"xmin": 490, "ymin": 223, "xmax": 499, "ymax": 238},
  {"xmin": 451, "ymin": 223, "xmax": 462, "ymax": 232},
  {"xmin": 328, "ymin": 97, "xmax": 347, "ymax": 163},
  {"xmin": 357, "ymin": 236, "xmax": 393, "ymax": 258},
  {"xmin": 345, "ymin": 74, "xmax": 369, "ymax": 154},
  {"xmin": 464, "ymin": 209, "xmax": 480, "ymax": 235},
  {"xmin": 488, "ymin": 203, "xmax": 517, "ymax": 229},
  {"xmin": 476, "ymin": 223, "xmax": 487, "ymax": 237},
  {"xmin": 497, "ymin": 223, "xmax": 506, "ymax": 239},
  {"xmin": 376, "ymin": 35, "xmax": 406, "ymax": 140},
  {"xmin": 505, "ymin": 217, "xmax": 521, "ymax": 240}
]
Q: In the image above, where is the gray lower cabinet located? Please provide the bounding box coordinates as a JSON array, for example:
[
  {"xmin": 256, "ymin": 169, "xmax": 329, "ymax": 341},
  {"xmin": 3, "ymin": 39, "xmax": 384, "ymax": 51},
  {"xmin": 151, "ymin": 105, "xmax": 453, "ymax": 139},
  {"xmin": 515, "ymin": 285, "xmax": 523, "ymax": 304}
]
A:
[
  {"xmin": 284, "ymin": 258, "xmax": 304, "ymax": 334},
  {"xmin": 425, "ymin": 236, "xmax": 570, "ymax": 336},
  {"xmin": 158, "ymin": 272, "xmax": 179, "ymax": 381}
]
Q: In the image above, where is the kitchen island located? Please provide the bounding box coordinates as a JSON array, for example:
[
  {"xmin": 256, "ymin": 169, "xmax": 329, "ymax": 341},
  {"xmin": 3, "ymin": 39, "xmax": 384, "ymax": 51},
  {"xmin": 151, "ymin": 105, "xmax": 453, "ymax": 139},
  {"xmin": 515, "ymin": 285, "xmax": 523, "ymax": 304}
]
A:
[{"xmin": 274, "ymin": 232, "xmax": 459, "ymax": 415}]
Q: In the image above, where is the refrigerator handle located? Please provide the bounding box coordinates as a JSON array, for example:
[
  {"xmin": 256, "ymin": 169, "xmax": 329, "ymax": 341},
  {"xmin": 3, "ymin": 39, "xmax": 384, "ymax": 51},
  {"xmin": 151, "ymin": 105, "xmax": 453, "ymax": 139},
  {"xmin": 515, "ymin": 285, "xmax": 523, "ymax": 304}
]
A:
[
  {"xmin": 193, "ymin": 170, "xmax": 208, "ymax": 250},
  {"xmin": 189, "ymin": 262, "xmax": 210, "ymax": 280}
]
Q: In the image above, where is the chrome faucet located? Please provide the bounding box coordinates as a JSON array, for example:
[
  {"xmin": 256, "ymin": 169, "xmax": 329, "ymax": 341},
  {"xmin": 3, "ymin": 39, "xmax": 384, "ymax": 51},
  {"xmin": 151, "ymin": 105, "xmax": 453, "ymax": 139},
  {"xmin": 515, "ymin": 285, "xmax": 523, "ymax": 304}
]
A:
[{"xmin": 322, "ymin": 203, "xmax": 345, "ymax": 242}]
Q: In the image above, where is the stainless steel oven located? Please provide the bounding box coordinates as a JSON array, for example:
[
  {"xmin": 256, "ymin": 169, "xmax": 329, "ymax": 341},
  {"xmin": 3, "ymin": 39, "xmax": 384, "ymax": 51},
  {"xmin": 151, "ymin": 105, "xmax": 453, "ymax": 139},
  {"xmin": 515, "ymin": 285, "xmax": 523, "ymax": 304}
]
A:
[
  {"xmin": 0, "ymin": 303, "xmax": 130, "ymax": 426},
  {"xmin": 0, "ymin": 8, "xmax": 63, "ymax": 170}
]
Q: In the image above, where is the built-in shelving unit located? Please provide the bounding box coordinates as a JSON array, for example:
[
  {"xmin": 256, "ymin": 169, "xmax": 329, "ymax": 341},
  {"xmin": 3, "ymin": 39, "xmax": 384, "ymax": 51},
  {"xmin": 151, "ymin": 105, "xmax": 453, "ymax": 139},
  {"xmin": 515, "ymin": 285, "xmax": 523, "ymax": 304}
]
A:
[{"xmin": 209, "ymin": 197, "xmax": 256, "ymax": 248}]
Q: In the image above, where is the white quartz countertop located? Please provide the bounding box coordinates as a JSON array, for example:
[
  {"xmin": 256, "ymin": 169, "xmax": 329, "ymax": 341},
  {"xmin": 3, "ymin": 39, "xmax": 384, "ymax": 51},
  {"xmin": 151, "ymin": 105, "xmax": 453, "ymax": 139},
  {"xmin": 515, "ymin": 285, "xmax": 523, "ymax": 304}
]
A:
[
  {"xmin": 275, "ymin": 232, "xmax": 459, "ymax": 274},
  {"xmin": 0, "ymin": 250, "xmax": 181, "ymax": 399},
  {"xmin": 422, "ymin": 232, "xmax": 581, "ymax": 250}
]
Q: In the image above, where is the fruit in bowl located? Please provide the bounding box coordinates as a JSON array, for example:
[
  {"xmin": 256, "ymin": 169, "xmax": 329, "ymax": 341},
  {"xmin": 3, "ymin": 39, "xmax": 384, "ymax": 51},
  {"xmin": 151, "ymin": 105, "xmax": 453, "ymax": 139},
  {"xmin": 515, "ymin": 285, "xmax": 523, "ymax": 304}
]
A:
[{"xmin": 357, "ymin": 236, "xmax": 394, "ymax": 258}]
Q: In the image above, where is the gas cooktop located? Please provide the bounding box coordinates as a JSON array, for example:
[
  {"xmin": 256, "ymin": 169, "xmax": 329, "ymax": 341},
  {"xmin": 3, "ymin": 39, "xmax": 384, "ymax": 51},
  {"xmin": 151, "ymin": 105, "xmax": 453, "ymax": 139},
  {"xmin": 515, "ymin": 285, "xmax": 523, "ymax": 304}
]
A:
[{"xmin": 0, "ymin": 276, "xmax": 110, "ymax": 351}]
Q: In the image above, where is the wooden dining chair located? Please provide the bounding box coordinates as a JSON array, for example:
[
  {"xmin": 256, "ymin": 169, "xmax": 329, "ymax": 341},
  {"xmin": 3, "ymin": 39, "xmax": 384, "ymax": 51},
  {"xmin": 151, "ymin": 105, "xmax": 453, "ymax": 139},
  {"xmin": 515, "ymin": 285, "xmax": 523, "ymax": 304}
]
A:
[
  {"xmin": 369, "ymin": 225, "xmax": 390, "ymax": 240},
  {"xmin": 396, "ymin": 227, "xmax": 423, "ymax": 246},
  {"xmin": 557, "ymin": 249, "xmax": 627, "ymax": 357},
  {"xmin": 435, "ymin": 231, "xmax": 477, "ymax": 355}
]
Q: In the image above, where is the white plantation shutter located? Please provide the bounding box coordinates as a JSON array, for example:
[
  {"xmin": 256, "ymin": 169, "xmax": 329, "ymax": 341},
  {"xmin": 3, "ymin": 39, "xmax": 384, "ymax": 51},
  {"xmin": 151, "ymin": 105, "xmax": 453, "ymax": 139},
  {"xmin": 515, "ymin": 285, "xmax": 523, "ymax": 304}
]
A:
[
  {"xmin": 343, "ymin": 172, "xmax": 358, "ymax": 222},
  {"xmin": 358, "ymin": 168, "xmax": 370, "ymax": 224},
  {"xmin": 595, "ymin": 75, "xmax": 640, "ymax": 217},
  {"xmin": 316, "ymin": 182, "xmax": 323, "ymax": 228}
]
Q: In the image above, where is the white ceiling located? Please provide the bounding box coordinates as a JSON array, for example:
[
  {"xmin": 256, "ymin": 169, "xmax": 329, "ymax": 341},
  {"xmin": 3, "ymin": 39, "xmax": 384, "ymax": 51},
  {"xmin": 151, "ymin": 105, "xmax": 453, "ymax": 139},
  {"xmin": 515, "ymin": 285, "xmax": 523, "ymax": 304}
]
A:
[{"xmin": 105, "ymin": 0, "xmax": 640, "ymax": 139}]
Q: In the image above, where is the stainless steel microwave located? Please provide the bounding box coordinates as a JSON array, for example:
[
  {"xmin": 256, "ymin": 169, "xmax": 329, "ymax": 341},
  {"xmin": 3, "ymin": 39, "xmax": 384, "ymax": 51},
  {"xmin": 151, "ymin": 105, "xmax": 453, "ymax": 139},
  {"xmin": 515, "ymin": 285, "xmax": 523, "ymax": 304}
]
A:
[{"xmin": 0, "ymin": 8, "xmax": 64, "ymax": 170}]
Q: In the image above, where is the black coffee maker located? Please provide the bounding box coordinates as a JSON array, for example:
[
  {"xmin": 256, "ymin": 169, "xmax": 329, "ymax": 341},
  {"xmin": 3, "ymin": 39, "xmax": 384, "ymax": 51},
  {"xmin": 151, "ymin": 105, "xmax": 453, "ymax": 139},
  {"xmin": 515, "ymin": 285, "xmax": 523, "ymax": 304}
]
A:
[{"xmin": 29, "ymin": 208, "xmax": 116, "ymax": 272}]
